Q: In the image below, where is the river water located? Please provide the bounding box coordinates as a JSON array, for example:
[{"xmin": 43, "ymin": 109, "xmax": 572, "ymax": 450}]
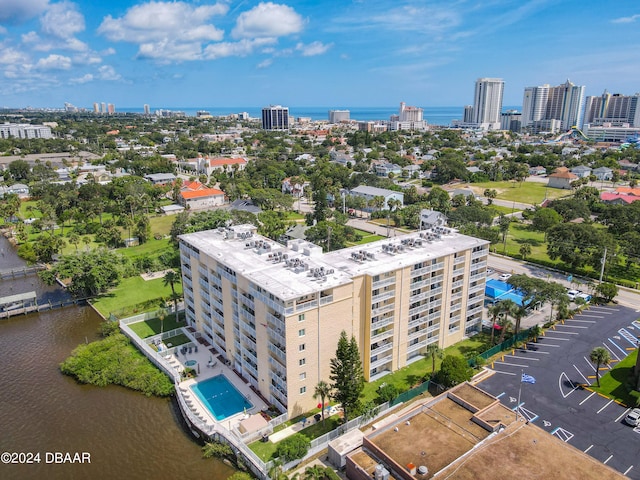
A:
[{"xmin": 0, "ymin": 236, "xmax": 234, "ymax": 480}]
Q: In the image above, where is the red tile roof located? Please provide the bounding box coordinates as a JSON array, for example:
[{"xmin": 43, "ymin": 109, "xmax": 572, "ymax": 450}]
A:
[
  {"xmin": 180, "ymin": 188, "xmax": 224, "ymax": 199},
  {"xmin": 600, "ymin": 192, "xmax": 640, "ymax": 204},
  {"xmin": 209, "ymin": 157, "xmax": 246, "ymax": 167},
  {"xmin": 615, "ymin": 187, "xmax": 640, "ymax": 196}
]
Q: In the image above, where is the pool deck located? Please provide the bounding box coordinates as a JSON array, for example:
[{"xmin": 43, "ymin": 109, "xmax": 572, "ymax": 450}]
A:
[{"xmin": 161, "ymin": 333, "xmax": 268, "ymax": 432}]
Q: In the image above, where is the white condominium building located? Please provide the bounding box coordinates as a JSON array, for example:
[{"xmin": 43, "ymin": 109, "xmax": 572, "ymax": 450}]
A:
[
  {"xmin": 470, "ymin": 78, "xmax": 504, "ymax": 130},
  {"xmin": 583, "ymin": 91, "xmax": 640, "ymax": 127},
  {"xmin": 179, "ymin": 224, "xmax": 489, "ymax": 418},
  {"xmin": 521, "ymin": 80, "xmax": 585, "ymax": 132},
  {"xmin": 0, "ymin": 123, "xmax": 53, "ymax": 139},
  {"xmin": 261, "ymin": 105, "xmax": 290, "ymax": 130},
  {"xmin": 329, "ymin": 110, "xmax": 350, "ymax": 123}
]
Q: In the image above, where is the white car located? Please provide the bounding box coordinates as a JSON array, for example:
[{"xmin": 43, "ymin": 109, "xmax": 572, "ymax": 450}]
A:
[
  {"xmin": 624, "ymin": 408, "xmax": 640, "ymax": 427},
  {"xmin": 498, "ymin": 273, "xmax": 512, "ymax": 281},
  {"xmin": 566, "ymin": 289, "xmax": 580, "ymax": 301}
]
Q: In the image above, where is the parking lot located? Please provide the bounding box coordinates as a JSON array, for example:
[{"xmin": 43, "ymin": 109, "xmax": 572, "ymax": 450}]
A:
[{"xmin": 478, "ymin": 304, "xmax": 640, "ymax": 479}]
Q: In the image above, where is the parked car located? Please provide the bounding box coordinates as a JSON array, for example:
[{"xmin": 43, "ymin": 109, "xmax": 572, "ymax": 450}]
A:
[
  {"xmin": 575, "ymin": 292, "xmax": 591, "ymax": 303},
  {"xmin": 499, "ymin": 273, "xmax": 512, "ymax": 281},
  {"xmin": 624, "ymin": 408, "xmax": 640, "ymax": 427},
  {"xmin": 566, "ymin": 289, "xmax": 580, "ymax": 301}
]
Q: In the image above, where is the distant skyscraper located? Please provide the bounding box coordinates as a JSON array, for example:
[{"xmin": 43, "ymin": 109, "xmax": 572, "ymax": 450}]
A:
[
  {"xmin": 261, "ymin": 105, "xmax": 289, "ymax": 130},
  {"xmin": 329, "ymin": 110, "xmax": 350, "ymax": 123},
  {"xmin": 522, "ymin": 80, "xmax": 585, "ymax": 132},
  {"xmin": 107, "ymin": 103, "xmax": 115, "ymax": 114},
  {"xmin": 399, "ymin": 102, "xmax": 423, "ymax": 122},
  {"xmin": 93, "ymin": 102, "xmax": 99, "ymax": 113},
  {"xmin": 470, "ymin": 78, "xmax": 504, "ymax": 130},
  {"xmin": 101, "ymin": 102, "xmax": 106, "ymax": 114},
  {"xmin": 583, "ymin": 91, "xmax": 640, "ymax": 127},
  {"xmin": 143, "ymin": 104, "xmax": 150, "ymax": 115}
]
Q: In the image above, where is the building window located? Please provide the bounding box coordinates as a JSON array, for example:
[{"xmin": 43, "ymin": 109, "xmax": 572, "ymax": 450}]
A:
[
  {"xmin": 299, "ymin": 372, "xmax": 306, "ymax": 380},
  {"xmin": 298, "ymin": 314, "xmax": 305, "ymax": 322},
  {"xmin": 300, "ymin": 386, "xmax": 306, "ymax": 394},
  {"xmin": 299, "ymin": 358, "xmax": 306, "ymax": 366},
  {"xmin": 299, "ymin": 343, "xmax": 306, "ymax": 352},
  {"xmin": 298, "ymin": 328, "xmax": 305, "ymax": 337}
]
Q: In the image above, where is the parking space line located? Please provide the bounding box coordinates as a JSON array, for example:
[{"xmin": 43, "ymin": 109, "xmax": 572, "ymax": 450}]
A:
[
  {"xmin": 579, "ymin": 391, "xmax": 596, "ymax": 405},
  {"xmin": 565, "ymin": 319, "xmax": 595, "ymax": 324},
  {"xmin": 602, "ymin": 343, "xmax": 621, "ymax": 362},
  {"xmin": 495, "ymin": 361, "xmax": 530, "ymax": 368},
  {"xmin": 551, "ymin": 427, "xmax": 574, "ymax": 442},
  {"xmin": 509, "ymin": 355, "xmax": 540, "ymax": 360},
  {"xmin": 584, "ymin": 445, "xmax": 594, "ymax": 453},
  {"xmin": 547, "ymin": 330, "xmax": 579, "ymax": 335},
  {"xmin": 615, "ymin": 408, "xmax": 631, "ymax": 423},
  {"xmin": 624, "ymin": 466, "xmax": 634, "ymax": 476},
  {"xmin": 518, "ymin": 349, "xmax": 549, "ymax": 354},
  {"xmin": 496, "ymin": 392, "xmax": 505, "ymax": 399},
  {"xmin": 608, "ymin": 338, "xmax": 628, "ymax": 356},
  {"xmin": 619, "ymin": 328, "xmax": 640, "ymax": 347},
  {"xmin": 573, "ymin": 364, "xmax": 590, "ymax": 384},
  {"xmin": 604, "ymin": 454, "xmax": 613, "ymax": 465},
  {"xmin": 491, "ymin": 370, "xmax": 516, "ymax": 376},
  {"xmin": 597, "ymin": 399, "xmax": 614, "ymax": 414},
  {"xmin": 528, "ymin": 342, "xmax": 560, "ymax": 347},
  {"xmin": 588, "ymin": 307, "xmax": 617, "ymax": 313},
  {"xmin": 577, "ymin": 314, "xmax": 605, "ymax": 318},
  {"xmin": 543, "ymin": 336, "xmax": 570, "ymax": 341},
  {"xmin": 559, "ymin": 372, "xmax": 578, "ymax": 398},
  {"xmin": 556, "ymin": 324, "xmax": 588, "ymax": 329}
]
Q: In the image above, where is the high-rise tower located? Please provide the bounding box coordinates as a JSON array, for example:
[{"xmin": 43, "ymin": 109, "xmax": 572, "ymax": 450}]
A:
[
  {"xmin": 470, "ymin": 78, "xmax": 504, "ymax": 130},
  {"xmin": 261, "ymin": 105, "xmax": 289, "ymax": 130}
]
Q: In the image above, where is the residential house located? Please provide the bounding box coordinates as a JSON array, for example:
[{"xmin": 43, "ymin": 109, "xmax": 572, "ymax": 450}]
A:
[
  {"xmin": 374, "ymin": 163, "xmax": 403, "ymax": 178},
  {"xmin": 547, "ymin": 168, "xmax": 577, "ymax": 189},
  {"xmin": 402, "ymin": 164, "xmax": 421, "ymax": 178},
  {"xmin": 618, "ymin": 159, "xmax": 639, "ymax": 171},
  {"xmin": 202, "ymin": 157, "xmax": 247, "ymax": 176},
  {"xmin": 0, "ymin": 183, "xmax": 30, "ymax": 199},
  {"xmin": 179, "ymin": 188, "xmax": 226, "ymax": 209},
  {"xmin": 349, "ymin": 185, "xmax": 404, "ymax": 210},
  {"xmin": 529, "ymin": 166, "xmax": 547, "ymax": 176},
  {"xmin": 570, "ymin": 165, "xmax": 592, "ymax": 178},
  {"xmin": 144, "ymin": 173, "xmax": 177, "ymax": 185},
  {"xmin": 592, "ymin": 167, "xmax": 613, "ymax": 181},
  {"xmin": 600, "ymin": 192, "xmax": 640, "ymax": 205}
]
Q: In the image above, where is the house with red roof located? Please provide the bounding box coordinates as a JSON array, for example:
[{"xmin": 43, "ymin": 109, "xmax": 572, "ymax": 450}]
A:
[
  {"xmin": 600, "ymin": 192, "xmax": 640, "ymax": 205},
  {"xmin": 202, "ymin": 157, "xmax": 247, "ymax": 176},
  {"xmin": 547, "ymin": 168, "xmax": 577, "ymax": 189},
  {"xmin": 179, "ymin": 187, "xmax": 226, "ymax": 209}
]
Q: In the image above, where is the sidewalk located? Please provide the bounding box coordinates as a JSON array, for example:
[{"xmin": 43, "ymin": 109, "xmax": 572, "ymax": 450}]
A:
[{"xmin": 268, "ymin": 406, "xmax": 341, "ymax": 443}]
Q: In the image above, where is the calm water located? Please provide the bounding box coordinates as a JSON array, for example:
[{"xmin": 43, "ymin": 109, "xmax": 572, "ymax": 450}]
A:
[
  {"xmin": 0, "ymin": 236, "xmax": 234, "ymax": 480},
  {"xmin": 120, "ymin": 105, "xmax": 520, "ymax": 125}
]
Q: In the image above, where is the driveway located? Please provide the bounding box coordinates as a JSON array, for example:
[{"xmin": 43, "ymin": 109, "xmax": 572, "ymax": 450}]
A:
[{"xmin": 477, "ymin": 304, "xmax": 640, "ymax": 479}]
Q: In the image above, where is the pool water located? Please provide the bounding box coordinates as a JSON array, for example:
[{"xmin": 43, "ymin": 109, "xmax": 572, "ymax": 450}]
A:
[
  {"xmin": 184, "ymin": 360, "xmax": 197, "ymax": 367},
  {"xmin": 190, "ymin": 375, "xmax": 253, "ymax": 421}
]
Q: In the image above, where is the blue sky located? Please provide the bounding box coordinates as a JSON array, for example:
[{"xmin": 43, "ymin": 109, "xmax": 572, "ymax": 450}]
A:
[{"xmin": 1, "ymin": 1, "xmax": 639, "ymax": 109}]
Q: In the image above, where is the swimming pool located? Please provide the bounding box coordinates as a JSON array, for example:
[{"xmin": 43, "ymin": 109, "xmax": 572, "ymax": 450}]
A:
[
  {"xmin": 184, "ymin": 360, "xmax": 197, "ymax": 367},
  {"xmin": 190, "ymin": 375, "xmax": 253, "ymax": 421}
]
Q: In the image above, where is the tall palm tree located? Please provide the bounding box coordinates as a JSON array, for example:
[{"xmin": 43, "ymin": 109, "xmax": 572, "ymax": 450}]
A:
[
  {"xmin": 157, "ymin": 306, "xmax": 166, "ymax": 335},
  {"xmin": 510, "ymin": 304, "xmax": 526, "ymax": 337},
  {"xmin": 163, "ymin": 270, "xmax": 181, "ymax": 322},
  {"xmin": 487, "ymin": 304, "xmax": 502, "ymax": 346},
  {"xmin": 589, "ymin": 346, "xmax": 611, "ymax": 387},
  {"xmin": 304, "ymin": 465, "xmax": 326, "ymax": 480},
  {"xmin": 313, "ymin": 381, "xmax": 331, "ymax": 425},
  {"xmin": 426, "ymin": 343, "xmax": 444, "ymax": 376}
]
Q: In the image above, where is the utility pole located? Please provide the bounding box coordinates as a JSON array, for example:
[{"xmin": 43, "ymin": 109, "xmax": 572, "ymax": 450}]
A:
[
  {"xmin": 327, "ymin": 226, "xmax": 332, "ymax": 252},
  {"xmin": 599, "ymin": 246, "xmax": 607, "ymax": 283}
]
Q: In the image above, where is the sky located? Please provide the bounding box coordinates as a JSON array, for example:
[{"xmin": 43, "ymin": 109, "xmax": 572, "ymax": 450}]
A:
[{"xmin": 1, "ymin": 0, "xmax": 640, "ymax": 109}]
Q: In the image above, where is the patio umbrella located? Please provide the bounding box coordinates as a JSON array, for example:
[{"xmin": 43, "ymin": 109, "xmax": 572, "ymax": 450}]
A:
[{"xmin": 197, "ymin": 364, "xmax": 200, "ymax": 374}]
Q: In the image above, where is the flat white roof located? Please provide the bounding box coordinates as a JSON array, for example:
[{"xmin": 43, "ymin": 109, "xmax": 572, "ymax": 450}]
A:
[{"xmin": 180, "ymin": 225, "xmax": 489, "ymax": 301}]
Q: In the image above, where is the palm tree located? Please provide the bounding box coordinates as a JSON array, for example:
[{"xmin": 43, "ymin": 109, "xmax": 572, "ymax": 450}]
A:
[
  {"xmin": 487, "ymin": 304, "xmax": 502, "ymax": 346},
  {"xmin": 589, "ymin": 346, "xmax": 611, "ymax": 387},
  {"xmin": 519, "ymin": 242, "xmax": 532, "ymax": 260},
  {"xmin": 303, "ymin": 465, "xmax": 326, "ymax": 480},
  {"xmin": 163, "ymin": 270, "xmax": 181, "ymax": 322},
  {"xmin": 157, "ymin": 306, "xmax": 167, "ymax": 335},
  {"xmin": 426, "ymin": 343, "xmax": 444, "ymax": 376},
  {"xmin": 510, "ymin": 304, "xmax": 526, "ymax": 337},
  {"xmin": 313, "ymin": 380, "xmax": 331, "ymax": 425},
  {"xmin": 530, "ymin": 325, "xmax": 543, "ymax": 343}
]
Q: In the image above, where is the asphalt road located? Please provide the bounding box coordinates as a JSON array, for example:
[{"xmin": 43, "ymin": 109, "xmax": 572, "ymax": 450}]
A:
[{"xmin": 477, "ymin": 304, "xmax": 640, "ymax": 479}]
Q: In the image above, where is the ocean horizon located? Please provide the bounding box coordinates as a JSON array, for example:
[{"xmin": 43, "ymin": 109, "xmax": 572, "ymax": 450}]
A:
[{"xmin": 118, "ymin": 105, "xmax": 522, "ymax": 126}]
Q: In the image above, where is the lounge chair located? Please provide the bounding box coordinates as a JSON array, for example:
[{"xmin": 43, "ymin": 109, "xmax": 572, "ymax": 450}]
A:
[{"xmin": 194, "ymin": 345, "xmax": 198, "ymax": 353}]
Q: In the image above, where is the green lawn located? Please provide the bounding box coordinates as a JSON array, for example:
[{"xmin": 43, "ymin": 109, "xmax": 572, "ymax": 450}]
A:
[
  {"xmin": 591, "ymin": 349, "xmax": 640, "ymax": 407},
  {"xmin": 92, "ymin": 275, "xmax": 181, "ymax": 318},
  {"xmin": 249, "ymin": 438, "xmax": 278, "ymax": 461},
  {"xmin": 117, "ymin": 237, "xmax": 171, "ymax": 258},
  {"xmin": 347, "ymin": 229, "xmax": 385, "ymax": 246},
  {"xmin": 489, "ymin": 205, "xmax": 521, "ymax": 216},
  {"xmin": 128, "ymin": 315, "xmax": 184, "ymax": 338},
  {"xmin": 468, "ymin": 181, "xmax": 570, "ymax": 205},
  {"xmin": 149, "ymin": 215, "xmax": 175, "ymax": 236}
]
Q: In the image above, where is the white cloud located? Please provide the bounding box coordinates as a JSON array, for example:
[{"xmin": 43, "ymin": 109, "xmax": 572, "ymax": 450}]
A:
[
  {"xmin": 0, "ymin": 0, "xmax": 49, "ymax": 24},
  {"xmin": 35, "ymin": 54, "xmax": 72, "ymax": 70},
  {"xmin": 296, "ymin": 41, "xmax": 332, "ymax": 57},
  {"xmin": 612, "ymin": 13, "xmax": 640, "ymax": 24},
  {"xmin": 203, "ymin": 37, "xmax": 276, "ymax": 60},
  {"xmin": 97, "ymin": 65, "xmax": 122, "ymax": 81},
  {"xmin": 98, "ymin": 1, "xmax": 227, "ymax": 61},
  {"xmin": 40, "ymin": 2, "xmax": 85, "ymax": 39},
  {"xmin": 0, "ymin": 47, "xmax": 29, "ymax": 65},
  {"xmin": 70, "ymin": 73, "xmax": 93, "ymax": 84},
  {"xmin": 232, "ymin": 2, "xmax": 305, "ymax": 39},
  {"xmin": 98, "ymin": 1, "xmax": 226, "ymax": 43},
  {"xmin": 257, "ymin": 58, "xmax": 273, "ymax": 69}
]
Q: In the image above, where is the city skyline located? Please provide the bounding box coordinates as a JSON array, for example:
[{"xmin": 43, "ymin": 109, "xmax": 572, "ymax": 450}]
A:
[{"xmin": 1, "ymin": 1, "xmax": 640, "ymax": 109}]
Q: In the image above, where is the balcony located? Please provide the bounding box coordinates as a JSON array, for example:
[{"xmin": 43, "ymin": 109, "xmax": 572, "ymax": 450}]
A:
[
  {"xmin": 469, "ymin": 273, "xmax": 485, "ymax": 283},
  {"xmin": 372, "ymin": 289, "xmax": 396, "ymax": 303},
  {"xmin": 244, "ymin": 362, "xmax": 259, "ymax": 380},
  {"xmin": 240, "ymin": 294, "xmax": 255, "ymax": 310},
  {"xmin": 371, "ymin": 328, "xmax": 394, "ymax": 344},
  {"xmin": 451, "ymin": 291, "xmax": 463, "ymax": 301},
  {"xmin": 408, "ymin": 316, "xmax": 428, "ymax": 329},
  {"xmin": 408, "ymin": 303, "xmax": 428, "ymax": 317},
  {"xmin": 428, "ymin": 311, "xmax": 442, "ymax": 321},
  {"xmin": 371, "ymin": 303, "xmax": 395, "ymax": 316},
  {"xmin": 410, "ymin": 265, "xmax": 432, "ymax": 277},
  {"xmin": 371, "ymin": 315, "xmax": 394, "ymax": 331},
  {"xmin": 372, "ymin": 276, "xmax": 396, "ymax": 289},
  {"xmin": 408, "ymin": 328, "xmax": 426, "ymax": 341},
  {"xmin": 209, "ymin": 274, "xmax": 222, "ymax": 287},
  {"xmin": 407, "ymin": 339, "xmax": 427, "ymax": 352},
  {"xmin": 250, "ymin": 287, "xmax": 286, "ymax": 315},
  {"xmin": 267, "ymin": 311, "xmax": 286, "ymax": 331},
  {"xmin": 269, "ymin": 343, "xmax": 287, "ymax": 364},
  {"xmin": 467, "ymin": 305, "xmax": 483, "ymax": 317},
  {"xmin": 198, "ymin": 265, "xmax": 208, "ymax": 278},
  {"xmin": 269, "ymin": 356, "xmax": 287, "ymax": 378},
  {"xmin": 269, "ymin": 327, "xmax": 286, "ymax": 346},
  {"xmin": 296, "ymin": 299, "xmax": 318, "ymax": 313},
  {"xmin": 469, "ymin": 284, "xmax": 485, "ymax": 294},
  {"xmin": 241, "ymin": 345, "xmax": 257, "ymax": 362},
  {"xmin": 430, "ymin": 274, "xmax": 444, "ymax": 285},
  {"xmin": 319, "ymin": 295, "xmax": 334, "ymax": 306},
  {"xmin": 212, "ymin": 320, "xmax": 225, "ymax": 337},
  {"xmin": 410, "ymin": 278, "xmax": 430, "ymax": 290},
  {"xmin": 409, "ymin": 290, "xmax": 430, "ymax": 303},
  {"xmin": 472, "ymin": 250, "xmax": 488, "ymax": 260},
  {"xmin": 217, "ymin": 267, "xmax": 237, "ymax": 284},
  {"xmin": 370, "ymin": 354, "xmax": 393, "ymax": 370},
  {"xmin": 269, "ymin": 371, "xmax": 287, "ymax": 391},
  {"xmin": 454, "ymin": 255, "xmax": 466, "ymax": 265},
  {"xmin": 370, "ymin": 341, "xmax": 393, "ymax": 357},
  {"xmin": 452, "ymin": 279, "xmax": 464, "ymax": 289},
  {"xmin": 270, "ymin": 389, "xmax": 288, "ymax": 410},
  {"xmin": 471, "ymin": 260, "xmax": 487, "ymax": 270}
]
